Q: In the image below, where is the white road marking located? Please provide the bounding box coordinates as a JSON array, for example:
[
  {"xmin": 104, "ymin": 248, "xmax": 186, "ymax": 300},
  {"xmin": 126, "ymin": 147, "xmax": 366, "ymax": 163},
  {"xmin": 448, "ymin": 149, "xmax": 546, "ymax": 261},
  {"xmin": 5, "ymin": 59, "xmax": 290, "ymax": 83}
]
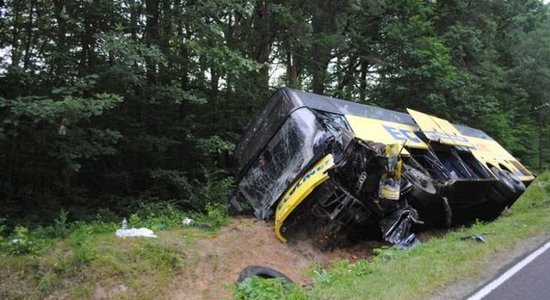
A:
[{"xmin": 467, "ymin": 240, "xmax": 550, "ymax": 300}]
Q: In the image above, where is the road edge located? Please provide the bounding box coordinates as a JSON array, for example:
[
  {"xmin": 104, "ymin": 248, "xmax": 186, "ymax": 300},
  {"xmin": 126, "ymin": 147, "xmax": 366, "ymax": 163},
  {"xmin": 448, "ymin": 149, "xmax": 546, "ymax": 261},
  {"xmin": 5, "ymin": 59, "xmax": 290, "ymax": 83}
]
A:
[{"xmin": 430, "ymin": 232, "xmax": 550, "ymax": 300}]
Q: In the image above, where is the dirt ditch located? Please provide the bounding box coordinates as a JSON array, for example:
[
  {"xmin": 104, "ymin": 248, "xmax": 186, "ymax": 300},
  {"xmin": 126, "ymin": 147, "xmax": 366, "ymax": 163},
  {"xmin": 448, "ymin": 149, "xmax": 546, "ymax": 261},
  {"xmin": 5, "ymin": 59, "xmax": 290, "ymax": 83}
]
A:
[{"xmin": 168, "ymin": 216, "xmax": 385, "ymax": 299}]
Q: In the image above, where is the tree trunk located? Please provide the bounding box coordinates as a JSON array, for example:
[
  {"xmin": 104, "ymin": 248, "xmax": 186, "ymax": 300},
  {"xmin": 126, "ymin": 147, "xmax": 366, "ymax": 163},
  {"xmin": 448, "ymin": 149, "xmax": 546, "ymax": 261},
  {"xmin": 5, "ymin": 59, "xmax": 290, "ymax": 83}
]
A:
[
  {"xmin": 10, "ymin": 0, "xmax": 21, "ymax": 67},
  {"xmin": 252, "ymin": 0, "xmax": 273, "ymax": 90},
  {"xmin": 310, "ymin": 4, "xmax": 334, "ymax": 94},
  {"xmin": 286, "ymin": 51, "xmax": 298, "ymax": 88},
  {"xmin": 144, "ymin": 0, "xmax": 160, "ymax": 84},
  {"xmin": 310, "ymin": 46, "xmax": 331, "ymax": 94},
  {"xmin": 52, "ymin": 0, "xmax": 67, "ymax": 77},
  {"xmin": 335, "ymin": 56, "xmax": 358, "ymax": 98},
  {"xmin": 359, "ymin": 59, "xmax": 369, "ymax": 102},
  {"xmin": 23, "ymin": 0, "xmax": 35, "ymax": 70},
  {"xmin": 79, "ymin": 11, "xmax": 93, "ymax": 73},
  {"xmin": 128, "ymin": 0, "xmax": 139, "ymax": 41}
]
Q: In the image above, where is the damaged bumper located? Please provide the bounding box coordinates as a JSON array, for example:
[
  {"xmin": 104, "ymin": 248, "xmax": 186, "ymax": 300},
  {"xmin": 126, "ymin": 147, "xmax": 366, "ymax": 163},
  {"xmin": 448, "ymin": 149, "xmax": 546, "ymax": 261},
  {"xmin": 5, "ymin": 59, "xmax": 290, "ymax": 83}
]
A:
[{"xmin": 274, "ymin": 138, "xmax": 423, "ymax": 248}]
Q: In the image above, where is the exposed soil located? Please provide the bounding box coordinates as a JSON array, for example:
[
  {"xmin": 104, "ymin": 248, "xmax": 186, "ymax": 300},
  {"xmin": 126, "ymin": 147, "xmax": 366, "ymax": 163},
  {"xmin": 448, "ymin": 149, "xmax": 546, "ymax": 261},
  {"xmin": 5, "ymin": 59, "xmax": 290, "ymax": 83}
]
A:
[{"xmin": 168, "ymin": 216, "xmax": 384, "ymax": 300}]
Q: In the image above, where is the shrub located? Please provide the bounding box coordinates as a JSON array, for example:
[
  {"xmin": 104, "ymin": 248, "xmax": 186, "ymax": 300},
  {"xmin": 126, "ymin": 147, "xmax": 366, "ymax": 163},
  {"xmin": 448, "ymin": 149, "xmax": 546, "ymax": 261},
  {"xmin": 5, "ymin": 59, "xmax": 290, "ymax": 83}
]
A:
[
  {"xmin": 201, "ymin": 203, "xmax": 230, "ymax": 228},
  {"xmin": 0, "ymin": 217, "xmax": 5, "ymax": 244},
  {"xmin": 5, "ymin": 226, "xmax": 39, "ymax": 255},
  {"xmin": 234, "ymin": 277, "xmax": 307, "ymax": 300},
  {"xmin": 70, "ymin": 226, "xmax": 96, "ymax": 265}
]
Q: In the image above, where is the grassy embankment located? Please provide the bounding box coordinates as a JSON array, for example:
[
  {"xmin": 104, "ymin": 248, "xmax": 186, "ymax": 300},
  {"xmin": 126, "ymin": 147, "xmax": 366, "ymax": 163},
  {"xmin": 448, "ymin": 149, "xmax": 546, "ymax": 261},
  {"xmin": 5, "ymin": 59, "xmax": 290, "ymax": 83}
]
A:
[
  {"xmin": 0, "ymin": 203, "xmax": 228, "ymax": 299},
  {"xmin": 235, "ymin": 172, "xmax": 550, "ymax": 299}
]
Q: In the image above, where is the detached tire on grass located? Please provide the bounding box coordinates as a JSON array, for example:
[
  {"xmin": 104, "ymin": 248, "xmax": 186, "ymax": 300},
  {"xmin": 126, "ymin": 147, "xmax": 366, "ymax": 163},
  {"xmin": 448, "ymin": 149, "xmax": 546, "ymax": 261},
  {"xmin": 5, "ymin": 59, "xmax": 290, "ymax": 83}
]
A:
[{"xmin": 237, "ymin": 266, "xmax": 294, "ymax": 285}]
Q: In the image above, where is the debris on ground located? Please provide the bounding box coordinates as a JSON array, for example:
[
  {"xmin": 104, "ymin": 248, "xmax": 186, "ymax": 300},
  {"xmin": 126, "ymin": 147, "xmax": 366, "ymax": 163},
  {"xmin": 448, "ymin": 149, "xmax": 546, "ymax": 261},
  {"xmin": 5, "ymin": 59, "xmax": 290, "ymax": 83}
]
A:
[
  {"xmin": 183, "ymin": 217, "xmax": 195, "ymax": 226},
  {"xmin": 115, "ymin": 228, "xmax": 158, "ymax": 238},
  {"xmin": 183, "ymin": 217, "xmax": 213, "ymax": 230},
  {"xmin": 460, "ymin": 234, "xmax": 488, "ymax": 243}
]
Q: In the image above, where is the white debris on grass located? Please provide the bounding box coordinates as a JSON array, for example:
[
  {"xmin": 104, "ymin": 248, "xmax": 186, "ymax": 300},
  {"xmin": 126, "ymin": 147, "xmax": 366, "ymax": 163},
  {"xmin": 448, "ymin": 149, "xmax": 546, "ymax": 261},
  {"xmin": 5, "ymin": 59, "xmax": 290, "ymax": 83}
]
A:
[
  {"xmin": 115, "ymin": 228, "xmax": 158, "ymax": 238},
  {"xmin": 182, "ymin": 217, "xmax": 195, "ymax": 226}
]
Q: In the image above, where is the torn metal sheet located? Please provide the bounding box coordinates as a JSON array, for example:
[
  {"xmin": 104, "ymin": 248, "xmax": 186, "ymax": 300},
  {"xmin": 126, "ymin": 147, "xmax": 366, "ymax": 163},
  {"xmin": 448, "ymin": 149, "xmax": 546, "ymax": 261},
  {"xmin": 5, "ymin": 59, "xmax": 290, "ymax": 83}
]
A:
[{"xmin": 379, "ymin": 207, "xmax": 422, "ymax": 249}]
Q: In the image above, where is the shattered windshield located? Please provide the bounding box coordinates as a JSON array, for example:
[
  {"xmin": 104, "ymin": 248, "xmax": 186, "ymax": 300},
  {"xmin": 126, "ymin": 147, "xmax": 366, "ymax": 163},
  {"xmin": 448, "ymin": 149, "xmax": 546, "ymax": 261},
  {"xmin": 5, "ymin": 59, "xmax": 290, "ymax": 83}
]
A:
[{"xmin": 238, "ymin": 108, "xmax": 329, "ymax": 219}]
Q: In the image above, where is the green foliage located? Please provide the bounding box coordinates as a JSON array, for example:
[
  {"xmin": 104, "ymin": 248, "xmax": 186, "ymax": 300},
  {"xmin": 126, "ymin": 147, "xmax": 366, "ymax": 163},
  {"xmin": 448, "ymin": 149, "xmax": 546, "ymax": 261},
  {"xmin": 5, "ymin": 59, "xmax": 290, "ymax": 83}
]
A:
[
  {"xmin": 311, "ymin": 259, "xmax": 374, "ymax": 287},
  {"xmin": 2, "ymin": 93, "xmax": 122, "ymax": 125},
  {"xmin": 97, "ymin": 31, "xmax": 167, "ymax": 68},
  {"xmin": 136, "ymin": 240, "xmax": 185, "ymax": 270},
  {"xmin": 69, "ymin": 220, "xmax": 118, "ymax": 235},
  {"xmin": 0, "ymin": 218, "xmax": 5, "ymax": 238},
  {"xmin": 188, "ymin": 41, "xmax": 263, "ymax": 76},
  {"xmin": 234, "ymin": 277, "xmax": 307, "ymax": 300},
  {"xmin": 187, "ymin": 169, "xmax": 235, "ymax": 210},
  {"xmin": 372, "ymin": 246, "xmax": 402, "ymax": 262},
  {"xmin": 53, "ymin": 209, "xmax": 70, "ymax": 238},
  {"xmin": 122, "ymin": 200, "xmax": 230, "ymax": 230},
  {"xmin": 5, "ymin": 226, "xmax": 39, "ymax": 255},
  {"xmin": 312, "ymin": 268, "xmax": 336, "ymax": 285},
  {"xmin": 150, "ymin": 167, "xmax": 234, "ymax": 212},
  {"xmin": 123, "ymin": 202, "xmax": 185, "ymax": 230},
  {"xmin": 128, "ymin": 213, "xmax": 144, "ymax": 228},
  {"xmin": 0, "ymin": 217, "xmax": 188, "ymax": 299},
  {"xmin": 196, "ymin": 135, "xmax": 236, "ymax": 155},
  {"xmin": 70, "ymin": 227, "xmax": 96, "ymax": 265},
  {"xmin": 193, "ymin": 202, "xmax": 230, "ymax": 229}
]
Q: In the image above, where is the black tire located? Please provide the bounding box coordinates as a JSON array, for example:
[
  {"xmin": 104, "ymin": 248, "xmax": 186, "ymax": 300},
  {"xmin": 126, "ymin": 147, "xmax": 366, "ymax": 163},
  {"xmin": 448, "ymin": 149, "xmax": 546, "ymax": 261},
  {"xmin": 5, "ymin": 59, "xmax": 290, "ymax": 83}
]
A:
[
  {"xmin": 236, "ymin": 266, "xmax": 294, "ymax": 284},
  {"xmin": 501, "ymin": 170, "xmax": 526, "ymax": 196},
  {"xmin": 490, "ymin": 167, "xmax": 516, "ymax": 202},
  {"xmin": 403, "ymin": 166, "xmax": 444, "ymax": 230},
  {"xmin": 403, "ymin": 166, "xmax": 438, "ymax": 203}
]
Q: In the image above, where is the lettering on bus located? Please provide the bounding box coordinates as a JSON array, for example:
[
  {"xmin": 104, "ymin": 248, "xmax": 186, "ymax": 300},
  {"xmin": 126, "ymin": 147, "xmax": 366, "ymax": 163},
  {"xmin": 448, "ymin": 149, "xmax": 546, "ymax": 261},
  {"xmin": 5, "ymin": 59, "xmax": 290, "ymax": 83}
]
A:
[
  {"xmin": 383, "ymin": 125, "xmax": 422, "ymax": 144},
  {"xmin": 278, "ymin": 158, "xmax": 331, "ymax": 208}
]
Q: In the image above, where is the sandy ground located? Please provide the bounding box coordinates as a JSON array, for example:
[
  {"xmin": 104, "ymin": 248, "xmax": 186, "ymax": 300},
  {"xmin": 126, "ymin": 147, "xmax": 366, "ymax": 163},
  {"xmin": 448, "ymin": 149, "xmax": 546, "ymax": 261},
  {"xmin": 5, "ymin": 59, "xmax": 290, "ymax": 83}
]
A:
[{"xmin": 168, "ymin": 216, "xmax": 381, "ymax": 299}]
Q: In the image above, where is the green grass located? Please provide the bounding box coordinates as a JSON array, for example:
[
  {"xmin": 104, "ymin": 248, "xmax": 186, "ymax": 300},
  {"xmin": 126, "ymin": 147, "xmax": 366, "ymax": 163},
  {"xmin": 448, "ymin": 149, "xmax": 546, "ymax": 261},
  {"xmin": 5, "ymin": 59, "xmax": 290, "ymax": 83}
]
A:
[
  {"xmin": 234, "ymin": 277, "xmax": 308, "ymax": 300},
  {"xmin": 0, "ymin": 202, "xmax": 229, "ymax": 299},
  {"xmin": 0, "ymin": 227, "xmax": 190, "ymax": 299},
  {"xmin": 303, "ymin": 171, "xmax": 550, "ymax": 299}
]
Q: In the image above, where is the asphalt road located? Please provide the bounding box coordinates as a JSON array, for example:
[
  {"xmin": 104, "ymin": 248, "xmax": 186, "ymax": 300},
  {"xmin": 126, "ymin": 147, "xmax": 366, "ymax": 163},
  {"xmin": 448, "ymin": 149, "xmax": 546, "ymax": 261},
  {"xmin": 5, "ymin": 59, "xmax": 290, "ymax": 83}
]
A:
[{"xmin": 467, "ymin": 240, "xmax": 550, "ymax": 300}]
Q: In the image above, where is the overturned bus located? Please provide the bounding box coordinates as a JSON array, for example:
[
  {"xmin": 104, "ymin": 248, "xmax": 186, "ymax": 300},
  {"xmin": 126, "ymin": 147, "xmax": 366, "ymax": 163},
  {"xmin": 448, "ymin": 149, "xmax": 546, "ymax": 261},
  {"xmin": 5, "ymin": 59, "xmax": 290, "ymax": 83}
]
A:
[{"xmin": 231, "ymin": 88, "xmax": 535, "ymax": 248}]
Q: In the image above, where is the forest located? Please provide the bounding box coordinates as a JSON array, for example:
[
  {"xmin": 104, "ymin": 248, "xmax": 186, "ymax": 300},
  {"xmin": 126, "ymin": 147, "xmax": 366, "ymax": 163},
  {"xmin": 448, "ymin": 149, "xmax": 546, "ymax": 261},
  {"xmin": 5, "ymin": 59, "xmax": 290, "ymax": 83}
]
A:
[{"xmin": 0, "ymin": 0, "xmax": 549, "ymax": 226}]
